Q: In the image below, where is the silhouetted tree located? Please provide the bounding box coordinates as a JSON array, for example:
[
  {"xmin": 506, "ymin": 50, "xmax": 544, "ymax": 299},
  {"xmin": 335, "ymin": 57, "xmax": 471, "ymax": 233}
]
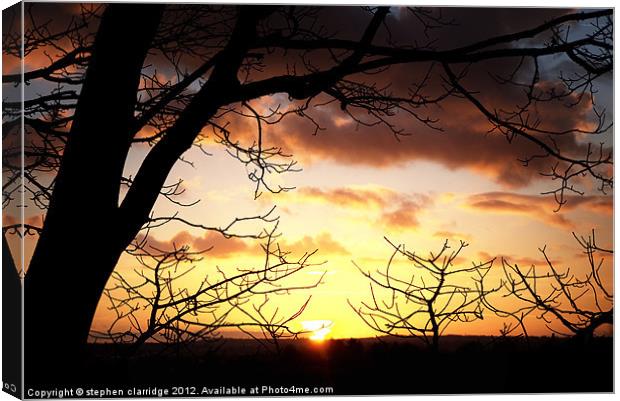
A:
[
  {"xmin": 349, "ymin": 238, "xmax": 497, "ymax": 352},
  {"xmin": 91, "ymin": 226, "xmax": 322, "ymax": 356},
  {"xmin": 486, "ymin": 230, "xmax": 613, "ymax": 344},
  {"xmin": 1, "ymin": 3, "xmax": 612, "ymax": 378}
]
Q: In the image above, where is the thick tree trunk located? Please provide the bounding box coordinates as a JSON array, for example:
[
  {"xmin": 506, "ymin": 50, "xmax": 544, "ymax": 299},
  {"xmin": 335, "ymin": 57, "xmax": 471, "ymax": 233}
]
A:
[
  {"xmin": 25, "ymin": 233, "xmax": 126, "ymax": 384},
  {"xmin": 23, "ymin": 4, "xmax": 267, "ymax": 385},
  {"xmin": 573, "ymin": 309, "xmax": 613, "ymax": 348},
  {"xmin": 24, "ymin": 4, "xmax": 162, "ymax": 384}
]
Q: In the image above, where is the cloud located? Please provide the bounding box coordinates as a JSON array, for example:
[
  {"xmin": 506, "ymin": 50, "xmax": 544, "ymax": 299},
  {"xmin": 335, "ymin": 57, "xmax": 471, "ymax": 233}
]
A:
[
  {"xmin": 465, "ymin": 192, "xmax": 612, "ymax": 228},
  {"xmin": 293, "ymin": 186, "xmax": 433, "ymax": 230},
  {"xmin": 138, "ymin": 230, "xmax": 351, "ymax": 259},
  {"xmin": 280, "ymin": 232, "xmax": 350, "ymax": 256},
  {"xmin": 205, "ymin": 11, "xmax": 605, "ymax": 191},
  {"xmin": 478, "ymin": 251, "xmax": 561, "ymax": 269},
  {"xmin": 2, "ymin": 215, "xmax": 17, "ymax": 226},
  {"xmin": 566, "ymin": 195, "xmax": 614, "ymax": 215},
  {"xmin": 231, "ymin": 8, "xmax": 607, "ymax": 191},
  {"xmin": 297, "ymin": 186, "xmax": 390, "ymax": 209},
  {"xmin": 381, "ymin": 200, "xmax": 425, "ymax": 230},
  {"xmin": 21, "ymin": 5, "xmax": 606, "ymax": 194},
  {"xmin": 2, "ymin": 214, "xmax": 45, "ymax": 231},
  {"xmin": 433, "ymin": 230, "xmax": 473, "ymax": 242},
  {"xmin": 139, "ymin": 230, "xmax": 250, "ymax": 258},
  {"xmin": 252, "ymin": 84, "xmax": 603, "ymax": 191}
]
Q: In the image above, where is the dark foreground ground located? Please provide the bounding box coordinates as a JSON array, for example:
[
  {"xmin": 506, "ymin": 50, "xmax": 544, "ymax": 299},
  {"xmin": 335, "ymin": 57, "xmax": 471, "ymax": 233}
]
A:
[{"xmin": 26, "ymin": 336, "xmax": 612, "ymax": 396}]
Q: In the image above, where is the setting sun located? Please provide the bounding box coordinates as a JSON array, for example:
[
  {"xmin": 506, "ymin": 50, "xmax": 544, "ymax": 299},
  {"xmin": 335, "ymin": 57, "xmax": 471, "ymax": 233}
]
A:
[{"xmin": 302, "ymin": 320, "xmax": 334, "ymax": 342}]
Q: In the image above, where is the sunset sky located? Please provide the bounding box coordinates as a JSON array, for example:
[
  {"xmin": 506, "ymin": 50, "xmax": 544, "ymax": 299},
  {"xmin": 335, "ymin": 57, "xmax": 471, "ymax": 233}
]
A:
[
  {"xmin": 4, "ymin": 3, "xmax": 613, "ymax": 341},
  {"xmin": 92, "ymin": 108, "xmax": 611, "ymax": 339}
]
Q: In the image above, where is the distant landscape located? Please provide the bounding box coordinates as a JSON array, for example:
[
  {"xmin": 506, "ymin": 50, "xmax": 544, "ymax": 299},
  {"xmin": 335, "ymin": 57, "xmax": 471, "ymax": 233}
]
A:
[{"xmin": 33, "ymin": 335, "xmax": 612, "ymax": 395}]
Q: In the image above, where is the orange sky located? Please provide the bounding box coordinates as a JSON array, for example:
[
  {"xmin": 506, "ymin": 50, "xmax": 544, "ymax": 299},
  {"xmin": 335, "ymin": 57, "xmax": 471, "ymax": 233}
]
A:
[{"xmin": 90, "ymin": 105, "xmax": 613, "ymax": 339}]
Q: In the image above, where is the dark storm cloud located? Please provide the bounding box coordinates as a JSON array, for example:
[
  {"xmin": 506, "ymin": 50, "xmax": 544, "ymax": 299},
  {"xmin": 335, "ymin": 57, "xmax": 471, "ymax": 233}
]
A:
[
  {"xmin": 242, "ymin": 6, "xmax": 608, "ymax": 189},
  {"xmin": 252, "ymin": 88, "xmax": 599, "ymax": 189},
  {"xmin": 19, "ymin": 4, "xmax": 610, "ymax": 190}
]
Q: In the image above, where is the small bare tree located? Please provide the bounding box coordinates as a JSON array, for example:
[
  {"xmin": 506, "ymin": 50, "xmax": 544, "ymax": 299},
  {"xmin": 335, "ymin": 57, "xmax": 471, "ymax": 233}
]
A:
[
  {"xmin": 90, "ymin": 227, "xmax": 324, "ymax": 356},
  {"xmin": 489, "ymin": 230, "xmax": 613, "ymax": 344},
  {"xmin": 349, "ymin": 238, "xmax": 496, "ymax": 352}
]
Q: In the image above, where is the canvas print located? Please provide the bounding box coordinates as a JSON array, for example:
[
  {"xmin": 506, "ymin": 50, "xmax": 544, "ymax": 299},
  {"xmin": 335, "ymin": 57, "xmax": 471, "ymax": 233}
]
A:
[{"xmin": 1, "ymin": 2, "xmax": 613, "ymax": 398}]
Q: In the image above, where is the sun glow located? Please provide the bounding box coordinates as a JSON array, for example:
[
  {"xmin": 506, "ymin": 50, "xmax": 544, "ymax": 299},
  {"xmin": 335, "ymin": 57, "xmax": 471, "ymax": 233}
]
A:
[{"xmin": 302, "ymin": 320, "xmax": 333, "ymax": 342}]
